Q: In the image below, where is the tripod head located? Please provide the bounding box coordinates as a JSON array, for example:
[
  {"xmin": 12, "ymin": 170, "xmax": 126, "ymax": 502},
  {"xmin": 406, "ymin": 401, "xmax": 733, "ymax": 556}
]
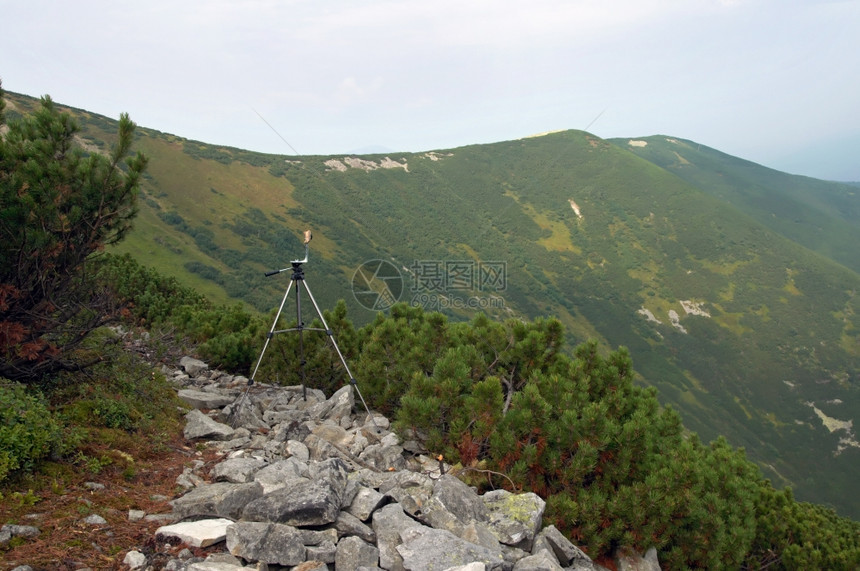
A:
[{"xmin": 265, "ymin": 229, "xmax": 312, "ymax": 276}]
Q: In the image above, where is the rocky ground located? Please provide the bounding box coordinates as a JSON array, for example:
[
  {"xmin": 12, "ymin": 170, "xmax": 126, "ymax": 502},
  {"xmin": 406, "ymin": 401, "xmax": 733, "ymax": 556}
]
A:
[{"xmin": 1, "ymin": 356, "xmax": 662, "ymax": 571}]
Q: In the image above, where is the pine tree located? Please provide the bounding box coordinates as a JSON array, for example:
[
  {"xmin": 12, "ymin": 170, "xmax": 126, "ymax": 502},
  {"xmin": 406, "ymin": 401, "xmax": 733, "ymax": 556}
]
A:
[
  {"xmin": 354, "ymin": 303, "xmax": 451, "ymax": 413},
  {"xmin": 0, "ymin": 86, "xmax": 148, "ymax": 381}
]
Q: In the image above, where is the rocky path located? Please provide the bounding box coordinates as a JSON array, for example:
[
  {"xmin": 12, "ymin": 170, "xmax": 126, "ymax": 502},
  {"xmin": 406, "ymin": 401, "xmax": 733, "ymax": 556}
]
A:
[{"xmin": 4, "ymin": 355, "xmax": 662, "ymax": 571}]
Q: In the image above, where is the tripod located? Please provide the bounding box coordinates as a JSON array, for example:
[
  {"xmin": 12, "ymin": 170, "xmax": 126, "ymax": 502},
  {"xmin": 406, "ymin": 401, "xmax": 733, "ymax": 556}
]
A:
[{"xmin": 243, "ymin": 234, "xmax": 377, "ymax": 429}]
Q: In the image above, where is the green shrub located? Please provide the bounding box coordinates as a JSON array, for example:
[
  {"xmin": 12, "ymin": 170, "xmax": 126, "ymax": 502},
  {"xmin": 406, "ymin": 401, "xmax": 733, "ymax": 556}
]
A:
[
  {"xmin": 0, "ymin": 380, "xmax": 63, "ymax": 482},
  {"xmin": 354, "ymin": 303, "xmax": 453, "ymax": 415},
  {"xmin": 386, "ymin": 313, "xmax": 787, "ymax": 568},
  {"xmin": 745, "ymin": 484, "xmax": 860, "ymax": 570}
]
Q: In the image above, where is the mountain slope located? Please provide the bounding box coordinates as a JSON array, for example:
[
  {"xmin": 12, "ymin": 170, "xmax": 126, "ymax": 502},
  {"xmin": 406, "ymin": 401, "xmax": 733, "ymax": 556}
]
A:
[
  {"xmin": 610, "ymin": 135, "xmax": 860, "ymax": 274},
  {"xmin": 7, "ymin": 92, "xmax": 858, "ymax": 519}
]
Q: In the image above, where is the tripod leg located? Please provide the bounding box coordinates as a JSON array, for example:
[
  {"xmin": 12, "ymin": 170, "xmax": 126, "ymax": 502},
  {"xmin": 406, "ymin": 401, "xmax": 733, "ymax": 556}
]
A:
[
  {"xmin": 249, "ymin": 278, "xmax": 295, "ymax": 384},
  {"xmin": 299, "ymin": 279, "xmax": 380, "ymax": 432},
  {"xmin": 295, "ymin": 276, "xmax": 307, "ymax": 401}
]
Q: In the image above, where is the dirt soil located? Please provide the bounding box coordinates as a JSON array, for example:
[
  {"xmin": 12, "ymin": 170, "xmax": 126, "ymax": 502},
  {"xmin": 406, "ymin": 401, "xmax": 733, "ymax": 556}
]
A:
[{"xmin": 0, "ymin": 433, "xmax": 225, "ymax": 571}]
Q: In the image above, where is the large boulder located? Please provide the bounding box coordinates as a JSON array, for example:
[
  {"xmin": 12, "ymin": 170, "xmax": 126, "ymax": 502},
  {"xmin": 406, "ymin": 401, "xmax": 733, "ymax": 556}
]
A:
[
  {"xmin": 170, "ymin": 482, "xmax": 263, "ymax": 520},
  {"xmin": 241, "ymin": 478, "xmax": 344, "ymax": 526},
  {"xmin": 396, "ymin": 527, "xmax": 505, "ymax": 570},
  {"xmin": 183, "ymin": 409, "xmax": 235, "ymax": 441},
  {"xmin": 483, "ymin": 489, "xmax": 546, "ymax": 550},
  {"xmin": 226, "ymin": 522, "xmax": 306, "ymax": 566},
  {"xmin": 178, "ymin": 388, "xmax": 236, "ymax": 410}
]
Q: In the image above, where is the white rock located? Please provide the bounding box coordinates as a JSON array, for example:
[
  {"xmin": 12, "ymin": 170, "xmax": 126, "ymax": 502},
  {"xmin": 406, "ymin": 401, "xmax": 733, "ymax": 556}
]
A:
[{"xmin": 156, "ymin": 518, "xmax": 235, "ymax": 548}]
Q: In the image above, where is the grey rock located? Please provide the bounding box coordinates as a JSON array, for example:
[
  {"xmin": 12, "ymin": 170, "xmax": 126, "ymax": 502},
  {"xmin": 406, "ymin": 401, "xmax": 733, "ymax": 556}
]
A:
[
  {"xmin": 644, "ymin": 547, "xmax": 661, "ymax": 569},
  {"xmin": 336, "ymin": 535, "xmax": 380, "ymax": 571},
  {"xmin": 379, "ymin": 471, "xmax": 434, "ymax": 518},
  {"xmin": 307, "ymin": 396, "xmax": 336, "ymax": 421},
  {"xmin": 83, "ymin": 514, "xmax": 108, "ymax": 525},
  {"xmin": 178, "ymin": 389, "xmax": 236, "ymax": 410},
  {"xmin": 272, "ymin": 419, "xmax": 313, "ymax": 443},
  {"xmin": 380, "ymin": 431, "xmax": 401, "ymax": 447},
  {"xmin": 210, "ymin": 436, "xmax": 251, "ymax": 452},
  {"xmin": 309, "ymin": 457, "xmax": 351, "ymax": 503},
  {"xmin": 253, "ymin": 457, "xmax": 309, "ymax": 493},
  {"xmin": 615, "ymin": 546, "xmax": 660, "ymax": 571},
  {"xmin": 123, "ymin": 550, "xmax": 147, "ymax": 569},
  {"xmin": 264, "ymin": 408, "xmax": 308, "ymax": 425},
  {"xmin": 141, "ymin": 364, "xmax": 660, "ymax": 571},
  {"xmin": 306, "ymin": 539, "xmax": 337, "ymax": 563},
  {"xmin": 502, "ymin": 544, "xmax": 531, "ymax": 568},
  {"xmin": 444, "ymin": 565, "xmax": 486, "ymax": 571},
  {"xmin": 226, "ymin": 398, "xmax": 268, "ymax": 431},
  {"xmin": 372, "ymin": 503, "xmax": 426, "ymax": 571},
  {"xmin": 332, "ymin": 510, "xmax": 377, "ymax": 543},
  {"xmin": 313, "ymin": 422, "xmax": 353, "ymax": 448},
  {"xmin": 0, "ymin": 524, "xmax": 41, "ymax": 543},
  {"xmin": 483, "ymin": 489, "xmax": 545, "ymax": 550},
  {"xmin": 533, "ymin": 525, "xmax": 593, "ymax": 568},
  {"xmin": 226, "ymin": 521, "xmax": 307, "ymax": 566},
  {"xmin": 286, "ymin": 438, "xmax": 311, "ymax": 461},
  {"xmin": 349, "ymin": 431, "xmax": 371, "ymax": 456},
  {"xmin": 396, "ymin": 527, "xmax": 505, "ymax": 571},
  {"xmin": 240, "ymin": 478, "xmax": 342, "ymax": 526},
  {"xmin": 2, "ymin": 528, "xmax": 13, "ymax": 544},
  {"xmin": 187, "ymin": 556, "xmax": 257, "ymax": 571},
  {"xmin": 514, "ymin": 549, "xmax": 565, "ymax": 570},
  {"xmin": 348, "ymin": 485, "xmax": 388, "ymax": 522},
  {"xmin": 202, "ymin": 553, "xmax": 245, "ymax": 565},
  {"xmin": 180, "ymin": 356, "xmax": 209, "ymax": 376},
  {"xmin": 305, "ymin": 433, "xmax": 344, "ymax": 462},
  {"xmin": 298, "ymin": 527, "xmax": 339, "ymax": 546},
  {"xmin": 458, "ymin": 521, "xmax": 503, "ymax": 552},
  {"xmin": 364, "ymin": 412, "xmax": 390, "ymax": 430},
  {"xmin": 176, "ymin": 466, "xmax": 207, "ymax": 491},
  {"xmin": 184, "ymin": 409, "xmax": 235, "ymax": 441},
  {"xmin": 210, "ymin": 457, "xmax": 268, "ymax": 483},
  {"xmin": 170, "ymin": 481, "xmax": 263, "ymax": 520},
  {"xmin": 325, "ymin": 384, "xmax": 356, "ymax": 423},
  {"xmin": 426, "ymin": 473, "xmax": 489, "ymax": 525},
  {"xmin": 359, "ymin": 442, "xmax": 407, "ymax": 471},
  {"xmin": 143, "ymin": 512, "xmax": 180, "ymax": 524}
]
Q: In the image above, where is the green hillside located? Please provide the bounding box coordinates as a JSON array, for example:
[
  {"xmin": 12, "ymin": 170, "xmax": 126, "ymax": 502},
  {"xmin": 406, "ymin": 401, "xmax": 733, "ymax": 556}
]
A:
[
  {"xmin": 610, "ymin": 135, "xmax": 860, "ymax": 273},
  {"xmin": 7, "ymin": 92, "xmax": 858, "ymax": 520}
]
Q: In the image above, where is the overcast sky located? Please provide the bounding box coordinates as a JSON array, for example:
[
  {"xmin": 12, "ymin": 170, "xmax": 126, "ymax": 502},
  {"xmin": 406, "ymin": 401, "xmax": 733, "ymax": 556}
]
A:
[{"xmin": 3, "ymin": 0, "xmax": 859, "ymax": 181}]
